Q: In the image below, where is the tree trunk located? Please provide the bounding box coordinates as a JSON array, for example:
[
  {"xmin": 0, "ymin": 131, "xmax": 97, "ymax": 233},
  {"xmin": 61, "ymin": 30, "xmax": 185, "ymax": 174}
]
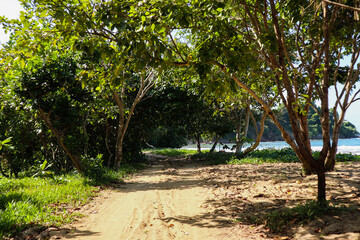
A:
[
  {"xmin": 235, "ymin": 111, "xmax": 243, "ymax": 155},
  {"xmin": 105, "ymin": 118, "xmax": 114, "ymax": 168},
  {"xmin": 242, "ymin": 111, "xmax": 267, "ymax": 155},
  {"xmin": 325, "ymin": 119, "xmax": 342, "ymax": 171},
  {"xmin": 113, "ymin": 89, "xmax": 126, "ymax": 169},
  {"xmin": 210, "ymin": 135, "xmax": 220, "ymax": 153},
  {"xmin": 114, "ymin": 141, "xmax": 123, "ymax": 169},
  {"xmin": 112, "ymin": 71, "xmax": 156, "ymax": 169},
  {"xmin": 196, "ymin": 134, "xmax": 201, "ymax": 153},
  {"xmin": 238, "ymin": 102, "xmax": 251, "ymax": 154},
  {"xmin": 316, "ymin": 164, "xmax": 326, "ymax": 201},
  {"xmin": 38, "ymin": 107, "xmax": 82, "ymax": 173}
]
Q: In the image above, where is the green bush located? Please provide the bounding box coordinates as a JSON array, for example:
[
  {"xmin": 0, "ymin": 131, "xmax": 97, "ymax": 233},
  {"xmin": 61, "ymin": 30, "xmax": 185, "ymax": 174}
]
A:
[
  {"xmin": 191, "ymin": 152, "xmax": 233, "ymax": 164},
  {"xmin": 81, "ymin": 154, "xmax": 144, "ymax": 185},
  {"xmin": 253, "ymin": 201, "xmax": 336, "ymax": 233},
  {"xmin": 335, "ymin": 153, "xmax": 360, "ymax": 162}
]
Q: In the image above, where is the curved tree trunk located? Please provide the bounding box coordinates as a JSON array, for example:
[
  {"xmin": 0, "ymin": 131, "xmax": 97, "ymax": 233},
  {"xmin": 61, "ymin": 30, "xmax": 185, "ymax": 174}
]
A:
[
  {"xmin": 210, "ymin": 135, "xmax": 220, "ymax": 153},
  {"xmin": 113, "ymin": 71, "xmax": 156, "ymax": 169},
  {"xmin": 242, "ymin": 111, "xmax": 267, "ymax": 155},
  {"xmin": 38, "ymin": 107, "xmax": 82, "ymax": 173},
  {"xmin": 237, "ymin": 102, "xmax": 251, "ymax": 155}
]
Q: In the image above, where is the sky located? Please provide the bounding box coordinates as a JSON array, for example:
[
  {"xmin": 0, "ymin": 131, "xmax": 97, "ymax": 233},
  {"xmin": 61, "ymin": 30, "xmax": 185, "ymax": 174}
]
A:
[
  {"xmin": 0, "ymin": 0, "xmax": 23, "ymax": 45},
  {"xmin": 1, "ymin": 0, "xmax": 360, "ymax": 132}
]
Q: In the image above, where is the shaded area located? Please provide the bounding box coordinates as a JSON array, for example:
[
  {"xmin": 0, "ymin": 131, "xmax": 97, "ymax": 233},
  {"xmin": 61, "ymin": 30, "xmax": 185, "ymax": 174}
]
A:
[
  {"xmin": 20, "ymin": 155, "xmax": 360, "ymax": 240},
  {"xmin": 108, "ymin": 155, "xmax": 360, "ymax": 239}
]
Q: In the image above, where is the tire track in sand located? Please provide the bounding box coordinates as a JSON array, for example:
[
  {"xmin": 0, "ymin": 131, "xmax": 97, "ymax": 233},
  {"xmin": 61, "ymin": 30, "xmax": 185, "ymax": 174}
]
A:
[{"xmin": 63, "ymin": 156, "xmax": 242, "ymax": 240}]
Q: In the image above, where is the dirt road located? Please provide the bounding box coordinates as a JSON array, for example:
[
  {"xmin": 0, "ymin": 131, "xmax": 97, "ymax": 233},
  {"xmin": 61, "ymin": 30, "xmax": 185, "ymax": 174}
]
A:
[
  {"xmin": 45, "ymin": 155, "xmax": 360, "ymax": 240},
  {"xmin": 64, "ymin": 155, "xmax": 253, "ymax": 240}
]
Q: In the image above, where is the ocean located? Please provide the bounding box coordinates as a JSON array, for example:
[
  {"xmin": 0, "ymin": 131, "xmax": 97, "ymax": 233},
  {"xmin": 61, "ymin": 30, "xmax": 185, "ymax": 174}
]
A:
[{"xmin": 182, "ymin": 138, "xmax": 360, "ymax": 155}]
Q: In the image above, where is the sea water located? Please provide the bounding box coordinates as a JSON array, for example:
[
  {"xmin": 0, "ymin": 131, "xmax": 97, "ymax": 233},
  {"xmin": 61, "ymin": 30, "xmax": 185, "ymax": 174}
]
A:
[{"xmin": 182, "ymin": 138, "xmax": 360, "ymax": 155}]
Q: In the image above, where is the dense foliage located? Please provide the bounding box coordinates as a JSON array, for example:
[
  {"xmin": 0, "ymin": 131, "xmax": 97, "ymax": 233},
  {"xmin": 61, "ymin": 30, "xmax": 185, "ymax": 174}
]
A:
[
  {"xmin": 255, "ymin": 106, "xmax": 359, "ymax": 141},
  {"xmin": 0, "ymin": 0, "xmax": 360, "ymax": 207}
]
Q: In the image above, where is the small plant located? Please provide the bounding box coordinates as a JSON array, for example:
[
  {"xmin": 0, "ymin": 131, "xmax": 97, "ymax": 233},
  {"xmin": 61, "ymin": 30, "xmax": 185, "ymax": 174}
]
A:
[
  {"xmin": 258, "ymin": 201, "xmax": 336, "ymax": 233},
  {"xmin": 81, "ymin": 154, "xmax": 143, "ymax": 185},
  {"xmin": 0, "ymin": 138, "xmax": 14, "ymax": 151},
  {"xmin": 32, "ymin": 160, "xmax": 54, "ymax": 178}
]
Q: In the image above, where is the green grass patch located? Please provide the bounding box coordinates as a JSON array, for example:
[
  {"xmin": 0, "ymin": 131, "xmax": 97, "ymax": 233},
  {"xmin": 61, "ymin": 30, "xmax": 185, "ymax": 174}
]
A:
[
  {"xmin": 248, "ymin": 201, "xmax": 345, "ymax": 233},
  {"xmin": 0, "ymin": 174, "xmax": 96, "ymax": 238},
  {"xmin": 146, "ymin": 148, "xmax": 201, "ymax": 157},
  {"xmin": 191, "ymin": 152, "xmax": 234, "ymax": 164},
  {"xmin": 84, "ymin": 163, "xmax": 145, "ymax": 186},
  {"xmin": 190, "ymin": 148, "xmax": 360, "ymax": 166},
  {"xmin": 0, "ymin": 164, "xmax": 141, "ymax": 238}
]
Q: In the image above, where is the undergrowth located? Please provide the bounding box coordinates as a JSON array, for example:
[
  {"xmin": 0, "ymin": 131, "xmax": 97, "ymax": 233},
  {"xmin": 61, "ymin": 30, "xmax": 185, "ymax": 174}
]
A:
[
  {"xmin": 247, "ymin": 201, "xmax": 347, "ymax": 233},
  {"xmin": 146, "ymin": 148, "xmax": 201, "ymax": 156},
  {"xmin": 0, "ymin": 163, "xmax": 141, "ymax": 238},
  {"xmin": 190, "ymin": 148, "xmax": 360, "ymax": 165}
]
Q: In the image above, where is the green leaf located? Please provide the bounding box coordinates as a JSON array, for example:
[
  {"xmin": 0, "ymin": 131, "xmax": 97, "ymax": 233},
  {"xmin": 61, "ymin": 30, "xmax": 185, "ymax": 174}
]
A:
[
  {"xmin": 40, "ymin": 160, "xmax": 48, "ymax": 171},
  {"xmin": 1, "ymin": 137, "xmax": 12, "ymax": 145}
]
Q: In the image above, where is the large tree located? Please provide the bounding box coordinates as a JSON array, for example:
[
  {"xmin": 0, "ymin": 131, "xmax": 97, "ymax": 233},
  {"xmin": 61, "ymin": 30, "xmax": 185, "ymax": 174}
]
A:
[
  {"xmin": 177, "ymin": 0, "xmax": 360, "ymax": 201},
  {"xmin": 5, "ymin": 0, "xmax": 360, "ymax": 201},
  {"xmin": 2, "ymin": 0, "xmax": 160, "ymax": 169}
]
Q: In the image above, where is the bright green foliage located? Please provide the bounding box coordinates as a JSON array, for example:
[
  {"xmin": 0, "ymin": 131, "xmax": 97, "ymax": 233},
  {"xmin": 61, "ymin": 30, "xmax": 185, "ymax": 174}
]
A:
[
  {"xmin": 254, "ymin": 201, "xmax": 339, "ymax": 233},
  {"xmin": 147, "ymin": 148, "xmax": 200, "ymax": 157},
  {"xmin": 0, "ymin": 175, "xmax": 97, "ymax": 238},
  {"xmin": 0, "ymin": 138, "xmax": 13, "ymax": 151},
  {"xmin": 258, "ymin": 106, "xmax": 359, "ymax": 141},
  {"xmin": 0, "ymin": 162, "xmax": 141, "ymax": 238}
]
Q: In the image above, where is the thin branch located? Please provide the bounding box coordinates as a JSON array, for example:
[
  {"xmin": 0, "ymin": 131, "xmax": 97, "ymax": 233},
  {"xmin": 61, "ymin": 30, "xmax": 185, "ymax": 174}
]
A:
[
  {"xmin": 167, "ymin": 30, "xmax": 186, "ymax": 62},
  {"xmin": 322, "ymin": 0, "xmax": 360, "ymax": 12}
]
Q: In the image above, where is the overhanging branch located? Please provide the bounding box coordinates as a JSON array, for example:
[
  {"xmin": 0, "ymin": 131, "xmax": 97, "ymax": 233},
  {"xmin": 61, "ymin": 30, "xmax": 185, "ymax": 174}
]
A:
[{"xmin": 322, "ymin": 0, "xmax": 360, "ymax": 12}]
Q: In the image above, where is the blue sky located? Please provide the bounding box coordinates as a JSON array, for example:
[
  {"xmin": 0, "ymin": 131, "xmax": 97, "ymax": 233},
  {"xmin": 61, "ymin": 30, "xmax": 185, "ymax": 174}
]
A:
[{"xmin": 1, "ymin": 0, "xmax": 360, "ymax": 131}]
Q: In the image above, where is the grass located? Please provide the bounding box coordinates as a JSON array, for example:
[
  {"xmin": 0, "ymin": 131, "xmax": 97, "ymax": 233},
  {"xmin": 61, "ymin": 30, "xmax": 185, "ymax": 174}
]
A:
[
  {"xmin": 189, "ymin": 148, "xmax": 360, "ymax": 165},
  {"xmin": 146, "ymin": 148, "xmax": 201, "ymax": 157},
  {"xmin": 84, "ymin": 163, "xmax": 145, "ymax": 186},
  {"xmin": 0, "ymin": 164, "xmax": 141, "ymax": 238},
  {"xmin": 247, "ymin": 201, "xmax": 348, "ymax": 233}
]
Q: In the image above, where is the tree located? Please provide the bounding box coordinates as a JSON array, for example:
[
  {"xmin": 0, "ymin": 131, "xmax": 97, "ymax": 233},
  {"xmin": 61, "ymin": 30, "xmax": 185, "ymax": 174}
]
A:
[
  {"xmin": 178, "ymin": 0, "xmax": 360, "ymax": 201},
  {"xmin": 141, "ymin": 84, "xmax": 223, "ymax": 152},
  {"xmin": 95, "ymin": 0, "xmax": 360, "ymax": 201},
  {"xmin": 7, "ymin": 0, "xmax": 360, "ymax": 202},
  {"xmin": 2, "ymin": 0, "xmax": 161, "ymax": 169}
]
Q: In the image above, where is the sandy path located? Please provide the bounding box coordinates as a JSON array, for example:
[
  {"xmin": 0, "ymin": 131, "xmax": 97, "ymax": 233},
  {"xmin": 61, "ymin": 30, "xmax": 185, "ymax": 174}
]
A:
[
  {"xmin": 36, "ymin": 156, "xmax": 360, "ymax": 240},
  {"xmin": 63, "ymin": 157, "xmax": 247, "ymax": 240}
]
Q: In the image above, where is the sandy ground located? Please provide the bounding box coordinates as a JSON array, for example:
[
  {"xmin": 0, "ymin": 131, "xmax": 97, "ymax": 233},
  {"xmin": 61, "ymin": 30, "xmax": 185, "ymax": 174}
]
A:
[
  {"xmin": 19, "ymin": 154, "xmax": 360, "ymax": 240},
  {"xmin": 60, "ymin": 155, "xmax": 248, "ymax": 240}
]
